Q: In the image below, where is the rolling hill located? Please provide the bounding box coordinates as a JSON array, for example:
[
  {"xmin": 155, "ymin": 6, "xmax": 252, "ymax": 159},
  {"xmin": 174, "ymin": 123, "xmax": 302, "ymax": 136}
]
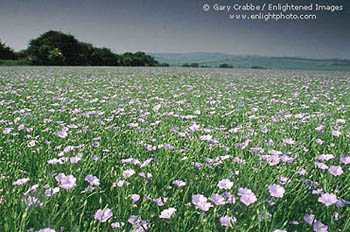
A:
[{"xmin": 150, "ymin": 52, "xmax": 350, "ymax": 71}]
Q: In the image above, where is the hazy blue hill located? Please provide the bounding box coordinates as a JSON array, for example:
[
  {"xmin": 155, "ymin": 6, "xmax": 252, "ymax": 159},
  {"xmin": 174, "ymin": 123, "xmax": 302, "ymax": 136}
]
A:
[{"xmin": 150, "ymin": 52, "xmax": 350, "ymax": 71}]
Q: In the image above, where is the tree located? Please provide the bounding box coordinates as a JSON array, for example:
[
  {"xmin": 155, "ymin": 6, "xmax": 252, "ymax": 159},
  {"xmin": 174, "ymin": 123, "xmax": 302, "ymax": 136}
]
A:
[
  {"xmin": 120, "ymin": 52, "xmax": 159, "ymax": 66},
  {"xmin": 16, "ymin": 49, "xmax": 29, "ymax": 59},
  {"xmin": 0, "ymin": 41, "xmax": 17, "ymax": 60},
  {"xmin": 251, "ymin": 66, "xmax": 266, "ymax": 69},
  {"xmin": 159, "ymin": 63, "xmax": 169, "ymax": 67},
  {"xmin": 27, "ymin": 30, "xmax": 89, "ymax": 65},
  {"xmin": 219, "ymin": 63, "xmax": 233, "ymax": 68},
  {"xmin": 89, "ymin": 47, "xmax": 120, "ymax": 66},
  {"xmin": 9, "ymin": 30, "xmax": 160, "ymax": 66}
]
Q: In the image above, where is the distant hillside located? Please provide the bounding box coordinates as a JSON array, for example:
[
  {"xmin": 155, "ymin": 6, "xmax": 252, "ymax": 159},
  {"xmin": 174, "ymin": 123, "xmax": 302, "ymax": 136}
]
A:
[{"xmin": 150, "ymin": 52, "xmax": 350, "ymax": 72}]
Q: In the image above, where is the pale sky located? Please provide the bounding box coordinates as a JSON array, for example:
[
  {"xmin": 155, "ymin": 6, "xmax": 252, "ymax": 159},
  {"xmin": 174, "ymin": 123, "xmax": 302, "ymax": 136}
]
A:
[{"xmin": 0, "ymin": 0, "xmax": 349, "ymax": 59}]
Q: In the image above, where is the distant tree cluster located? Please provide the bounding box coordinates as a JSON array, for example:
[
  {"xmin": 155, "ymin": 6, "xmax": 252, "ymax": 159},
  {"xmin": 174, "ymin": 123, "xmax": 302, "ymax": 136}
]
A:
[
  {"xmin": 250, "ymin": 66, "xmax": 266, "ymax": 69},
  {"xmin": 181, "ymin": 63, "xmax": 234, "ymax": 68},
  {"xmin": 182, "ymin": 63, "xmax": 199, "ymax": 67},
  {"xmin": 219, "ymin": 63, "xmax": 233, "ymax": 68},
  {"xmin": 0, "ymin": 41, "xmax": 17, "ymax": 60},
  {"xmin": 0, "ymin": 30, "xmax": 167, "ymax": 67}
]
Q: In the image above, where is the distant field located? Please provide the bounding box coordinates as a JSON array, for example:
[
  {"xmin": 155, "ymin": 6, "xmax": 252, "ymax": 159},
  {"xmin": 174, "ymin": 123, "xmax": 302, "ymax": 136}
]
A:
[
  {"xmin": 151, "ymin": 52, "xmax": 350, "ymax": 72},
  {"xmin": 1, "ymin": 67, "xmax": 350, "ymax": 231}
]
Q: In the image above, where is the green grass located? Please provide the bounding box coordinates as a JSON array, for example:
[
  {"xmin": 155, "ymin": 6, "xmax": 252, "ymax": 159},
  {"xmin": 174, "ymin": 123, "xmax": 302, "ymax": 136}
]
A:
[{"xmin": 0, "ymin": 59, "xmax": 31, "ymax": 66}]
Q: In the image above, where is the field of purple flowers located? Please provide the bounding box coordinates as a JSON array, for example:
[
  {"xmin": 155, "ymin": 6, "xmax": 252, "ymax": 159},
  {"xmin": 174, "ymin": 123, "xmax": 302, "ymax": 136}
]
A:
[{"xmin": 1, "ymin": 67, "xmax": 350, "ymax": 232}]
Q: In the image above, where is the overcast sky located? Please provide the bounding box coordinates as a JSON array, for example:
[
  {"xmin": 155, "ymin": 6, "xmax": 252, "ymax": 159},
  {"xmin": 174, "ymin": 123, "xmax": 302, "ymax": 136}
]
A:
[{"xmin": 0, "ymin": 0, "xmax": 349, "ymax": 59}]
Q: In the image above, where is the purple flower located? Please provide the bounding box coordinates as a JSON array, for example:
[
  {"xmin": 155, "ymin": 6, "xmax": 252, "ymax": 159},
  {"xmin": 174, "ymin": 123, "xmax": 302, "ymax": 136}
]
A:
[
  {"xmin": 332, "ymin": 130, "xmax": 341, "ymax": 137},
  {"xmin": 268, "ymin": 184, "xmax": 285, "ymax": 198},
  {"xmin": 122, "ymin": 169, "xmax": 135, "ymax": 178},
  {"xmin": 164, "ymin": 144, "xmax": 174, "ymax": 150},
  {"xmin": 237, "ymin": 188, "xmax": 257, "ymax": 206},
  {"xmin": 219, "ymin": 215, "xmax": 236, "ymax": 227},
  {"xmin": 200, "ymin": 135, "xmax": 212, "ymax": 141},
  {"xmin": 94, "ymin": 208, "xmax": 113, "ymax": 222},
  {"xmin": 63, "ymin": 146, "xmax": 74, "ymax": 153},
  {"xmin": 85, "ymin": 175, "xmax": 100, "ymax": 186},
  {"xmin": 328, "ymin": 166, "xmax": 343, "ymax": 176},
  {"xmin": 280, "ymin": 155, "xmax": 294, "ymax": 163},
  {"xmin": 111, "ymin": 222, "xmax": 125, "ymax": 228},
  {"xmin": 318, "ymin": 193, "xmax": 337, "ymax": 206},
  {"xmin": 262, "ymin": 155, "xmax": 280, "ymax": 166},
  {"xmin": 315, "ymin": 125, "xmax": 325, "ymax": 132},
  {"xmin": 27, "ymin": 140, "xmax": 36, "ymax": 147},
  {"xmin": 128, "ymin": 215, "xmax": 149, "ymax": 232},
  {"xmin": 55, "ymin": 173, "xmax": 76, "ymax": 190},
  {"xmin": 217, "ymin": 179, "xmax": 233, "ymax": 190},
  {"xmin": 131, "ymin": 194, "xmax": 140, "ymax": 203},
  {"xmin": 159, "ymin": 207, "xmax": 177, "ymax": 219},
  {"xmin": 304, "ymin": 214, "xmax": 315, "ymax": 225},
  {"xmin": 189, "ymin": 123, "xmax": 200, "ymax": 131},
  {"xmin": 114, "ymin": 180, "xmax": 125, "ymax": 187},
  {"xmin": 340, "ymin": 155, "xmax": 350, "ymax": 164},
  {"xmin": 268, "ymin": 150, "xmax": 283, "ymax": 156},
  {"xmin": 128, "ymin": 215, "xmax": 142, "ymax": 225},
  {"xmin": 192, "ymin": 194, "xmax": 213, "ymax": 211},
  {"xmin": 152, "ymin": 104, "xmax": 161, "ymax": 112},
  {"xmin": 314, "ymin": 162, "xmax": 328, "ymax": 170},
  {"xmin": 336, "ymin": 119, "xmax": 346, "ymax": 124},
  {"xmin": 312, "ymin": 188, "xmax": 323, "ymax": 195},
  {"xmin": 12, "ymin": 178, "xmax": 29, "ymax": 185},
  {"xmin": 172, "ymin": 180, "xmax": 186, "ymax": 187},
  {"xmin": 24, "ymin": 196, "xmax": 43, "ymax": 207},
  {"xmin": 210, "ymin": 193, "xmax": 226, "ymax": 205},
  {"xmin": 3, "ymin": 128, "xmax": 13, "ymax": 134},
  {"xmin": 37, "ymin": 228, "xmax": 56, "ymax": 232},
  {"xmin": 317, "ymin": 154, "xmax": 334, "ymax": 161},
  {"xmin": 313, "ymin": 221, "xmax": 328, "ymax": 232},
  {"xmin": 127, "ymin": 123, "xmax": 138, "ymax": 128},
  {"xmin": 282, "ymin": 138, "xmax": 295, "ymax": 145},
  {"xmin": 140, "ymin": 158, "xmax": 153, "ymax": 168},
  {"xmin": 70, "ymin": 153, "xmax": 82, "ymax": 164},
  {"xmin": 57, "ymin": 127, "xmax": 68, "ymax": 138},
  {"xmin": 223, "ymin": 192, "xmax": 236, "ymax": 204},
  {"xmin": 153, "ymin": 197, "xmax": 168, "ymax": 206},
  {"xmin": 45, "ymin": 187, "xmax": 60, "ymax": 196}
]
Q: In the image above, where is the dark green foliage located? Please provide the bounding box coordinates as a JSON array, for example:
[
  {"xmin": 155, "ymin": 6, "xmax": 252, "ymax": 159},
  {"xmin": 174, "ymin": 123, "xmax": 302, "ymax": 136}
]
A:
[
  {"xmin": 159, "ymin": 63, "xmax": 169, "ymax": 67},
  {"xmin": 15, "ymin": 49, "xmax": 29, "ymax": 60},
  {"xmin": 182, "ymin": 63, "xmax": 199, "ymax": 67},
  {"xmin": 20, "ymin": 30, "xmax": 160, "ymax": 66},
  {"xmin": 89, "ymin": 47, "xmax": 120, "ymax": 66},
  {"xmin": 27, "ymin": 31, "xmax": 91, "ymax": 65},
  {"xmin": 120, "ymin": 52, "xmax": 159, "ymax": 66},
  {"xmin": 251, "ymin": 65, "xmax": 266, "ymax": 69},
  {"xmin": 0, "ymin": 41, "xmax": 17, "ymax": 60},
  {"xmin": 0, "ymin": 59, "xmax": 31, "ymax": 66},
  {"xmin": 219, "ymin": 63, "xmax": 233, "ymax": 68}
]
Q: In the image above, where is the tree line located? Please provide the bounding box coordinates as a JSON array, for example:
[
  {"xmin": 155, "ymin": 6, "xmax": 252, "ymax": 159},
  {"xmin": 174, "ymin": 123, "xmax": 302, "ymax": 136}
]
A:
[{"xmin": 0, "ymin": 30, "xmax": 169, "ymax": 66}]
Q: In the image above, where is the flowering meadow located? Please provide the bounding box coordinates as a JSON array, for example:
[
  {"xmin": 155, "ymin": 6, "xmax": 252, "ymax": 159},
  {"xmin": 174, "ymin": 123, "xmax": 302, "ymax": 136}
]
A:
[{"xmin": 1, "ymin": 66, "xmax": 350, "ymax": 232}]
